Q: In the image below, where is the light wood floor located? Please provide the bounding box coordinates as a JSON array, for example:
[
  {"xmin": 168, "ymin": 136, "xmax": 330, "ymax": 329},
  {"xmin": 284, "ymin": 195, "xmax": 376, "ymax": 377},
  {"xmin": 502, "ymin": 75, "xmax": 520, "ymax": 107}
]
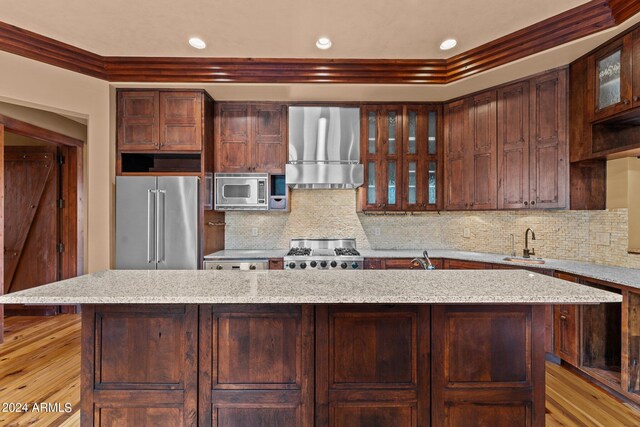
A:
[{"xmin": 1, "ymin": 315, "xmax": 639, "ymax": 427}]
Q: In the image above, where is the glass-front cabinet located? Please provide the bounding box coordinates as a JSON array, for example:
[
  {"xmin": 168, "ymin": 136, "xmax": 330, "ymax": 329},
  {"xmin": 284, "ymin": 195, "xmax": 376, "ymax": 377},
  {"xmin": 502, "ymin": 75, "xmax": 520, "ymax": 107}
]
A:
[
  {"xmin": 402, "ymin": 106, "xmax": 441, "ymax": 210},
  {"xmin": 361, "ymin": 106, "xmax": 403, "ymax": 211},
  {"xmin": 592, "ymin": 32, "xmax": 634, "ymax": 121},
  {"xmin": 361, "ymin": 105, "xmax": 441, "ymax": 212}
]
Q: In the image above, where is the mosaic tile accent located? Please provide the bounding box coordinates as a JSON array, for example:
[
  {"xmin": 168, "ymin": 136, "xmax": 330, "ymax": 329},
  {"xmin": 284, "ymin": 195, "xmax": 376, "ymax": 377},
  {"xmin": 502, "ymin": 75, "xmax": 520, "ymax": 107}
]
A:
[{"xmin": 224, "ymin": 190, "xmax": 640, "ymax": 269}]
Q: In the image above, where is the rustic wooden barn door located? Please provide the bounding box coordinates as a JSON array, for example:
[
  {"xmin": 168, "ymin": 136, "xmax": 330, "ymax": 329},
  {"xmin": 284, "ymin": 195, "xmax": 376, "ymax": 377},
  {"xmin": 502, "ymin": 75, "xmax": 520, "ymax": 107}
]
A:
[{"xmin": 4, "ymin": 145, "xmax": 60, "ymax": 315}]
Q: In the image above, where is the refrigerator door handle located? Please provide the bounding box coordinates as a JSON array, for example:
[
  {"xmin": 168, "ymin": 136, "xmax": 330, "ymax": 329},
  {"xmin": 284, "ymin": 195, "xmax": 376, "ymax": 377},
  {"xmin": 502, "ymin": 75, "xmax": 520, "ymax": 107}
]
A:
[
  {"xmin": 156, "ymin": 190, "xmax": 166, "ymax": 263},
  {"xmin": 147, "ymin": 190, "xmax": 156, "ymax": 263}
]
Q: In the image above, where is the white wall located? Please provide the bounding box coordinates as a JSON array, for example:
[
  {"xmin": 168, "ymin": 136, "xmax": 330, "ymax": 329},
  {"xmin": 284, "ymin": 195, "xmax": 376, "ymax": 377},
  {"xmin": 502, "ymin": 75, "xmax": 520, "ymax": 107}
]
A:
[{"xmin": 0, "ymin": 51, "xmax": 112, "ymax": 273}]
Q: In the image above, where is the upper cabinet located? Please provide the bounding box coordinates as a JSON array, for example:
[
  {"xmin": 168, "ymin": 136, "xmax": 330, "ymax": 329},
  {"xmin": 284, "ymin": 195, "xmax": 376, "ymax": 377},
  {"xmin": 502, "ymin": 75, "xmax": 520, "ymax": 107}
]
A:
[
  {"xmin": 118, "ymin": 90, "xmax": 203, "ymax": 152},
  {"xmin": 215, "ymin": 103, "xmax": 287, "ymax": 174},
  {"xmin": 591, "ymin": 32, "xmax": 634, "ymax": 121},
  {"xmin": 445, "ymin": 91, "xmax": 497, "ymax": 210},
  {"xmin": 498, "ymin": 70, "xmax": 568, "ymax": 209},
  {"xmin": 361, "ymin": 105, "xmax": 442, "ymax": 212},
  {"xmin": 446, "ymin": 68, "xmax": 568, "ymax": 211}
]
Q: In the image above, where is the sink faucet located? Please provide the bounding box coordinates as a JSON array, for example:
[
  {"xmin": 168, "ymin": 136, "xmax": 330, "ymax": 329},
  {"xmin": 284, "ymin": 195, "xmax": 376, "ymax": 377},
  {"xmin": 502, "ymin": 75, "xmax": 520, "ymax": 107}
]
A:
[
  {"xmin": 412, "ymin": 250, "xmax": 436, "ymax": 270},
  {"xmin": 523, "ymin": 228, "xmax": 536, "ymax": 258},
  {"xmin": 510, "ymin": 234, "xmax": 516, "ymax": 257}
]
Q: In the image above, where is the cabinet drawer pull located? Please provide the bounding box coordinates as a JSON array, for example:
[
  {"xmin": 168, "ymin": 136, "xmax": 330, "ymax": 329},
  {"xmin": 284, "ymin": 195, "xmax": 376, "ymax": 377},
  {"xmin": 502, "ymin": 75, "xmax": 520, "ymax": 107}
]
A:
[
  {"xmin": 560, "ymin": 315, "xmax": 567, "ymax": 320},
  {"xmin": 634, "ymin": 96, "xmax": 639, "ymax": 103},
  {"xmin": 531, "ymin": 200, "xmax": 536, "ymax": 206},
  {"xmin": 524, "ymin": 201, "xmax": 529, "ymax": 206},
  {"xmin": 623, "ymin": 98, "xmax": 631, "ymax": 105}
]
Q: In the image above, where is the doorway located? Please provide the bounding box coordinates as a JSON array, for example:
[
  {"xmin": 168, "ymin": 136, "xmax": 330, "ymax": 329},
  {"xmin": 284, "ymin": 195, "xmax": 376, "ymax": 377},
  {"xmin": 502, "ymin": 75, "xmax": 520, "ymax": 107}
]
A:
[{"xmin": 0, "ymin": 114, "xmax": 84, "ymax": 321}]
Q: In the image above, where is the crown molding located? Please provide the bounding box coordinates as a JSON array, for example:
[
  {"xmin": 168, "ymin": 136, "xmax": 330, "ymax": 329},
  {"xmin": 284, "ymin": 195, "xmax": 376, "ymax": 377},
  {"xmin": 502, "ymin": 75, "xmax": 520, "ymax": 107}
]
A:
[{"xmin": 0, "ymin": 0, "xmax": 637, "ymax": 84}]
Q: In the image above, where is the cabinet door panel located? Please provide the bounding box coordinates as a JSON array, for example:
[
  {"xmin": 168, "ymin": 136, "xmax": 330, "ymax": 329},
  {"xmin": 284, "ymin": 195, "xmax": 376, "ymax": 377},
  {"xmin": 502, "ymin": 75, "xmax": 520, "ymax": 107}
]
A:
[
  {"xmin": 593, "ymin": 34, "xmax": 633, "ymax": 120},
  {"xmin": 444, "ymin": 100, "xmax": 469, "ymax": 210},
  {"xmin": 216, "ymin": 104, "xmax": 251, "ymax": 173},
  {"xmin": 469, "ymin": 92, "xmax": 497, "ymax": 209},
  {"xmin": 634, "ymin": 29, "xmax": 640, "ymax": 108},
  {"xmin": 316, "ymin": 306, "xmax": 430, "ymax": 427},
  {"xmin": 201, "ymin": 305, "xmax": 314, "ymax": 427},
  {"xmin": 498, "ymin": 82, "xmax": 530, "ymax": 209},
  {"xmin": 554, "ymin": 305, "xmax": 579, "ymax": 365},
  {"xmin": 253, "ymin": 104, "xmax": 287, "ymax": 173},
  {"xmin": 530, "ymin": 71, "xmax": 567, "ymax": 209},
  {"xmin": 159, "ymin": 92, "xmax": 202, "ymax": 151},
  {"xmin": 445, "ymin": 404, "xmax": 530, "ymax": 427},
  {"xmin": 118, "ymin": 91, "xmax": 159, "ymax": 151}
]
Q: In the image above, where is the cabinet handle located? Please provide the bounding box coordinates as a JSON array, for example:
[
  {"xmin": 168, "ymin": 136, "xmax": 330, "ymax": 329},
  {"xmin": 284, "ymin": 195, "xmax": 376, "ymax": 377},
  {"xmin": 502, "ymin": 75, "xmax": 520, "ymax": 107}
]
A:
[
  {"xmin": 382, "ymin": 203, "xmax": 386, "ymax": 207},
  {"xmin": 524, "ymin": 201, "xmax": 529, "ymax": 206},
  {"xmin": 623, "ymin": 98, "xmax": 630, "ymax": 105},
  {"xmin": 531, "ymin": 200, "xmax": 536, "ymax": 206},
  {"xmin": 377, "ymin": 203, "xmax": 382, "ymax": 207},
  {"xmin": 560, "ymin": 315, "xmax": 567, "ymax": 320},
  {"xmin": 634, "ymin": 96, "xmax": 639, "ymax": 102}
]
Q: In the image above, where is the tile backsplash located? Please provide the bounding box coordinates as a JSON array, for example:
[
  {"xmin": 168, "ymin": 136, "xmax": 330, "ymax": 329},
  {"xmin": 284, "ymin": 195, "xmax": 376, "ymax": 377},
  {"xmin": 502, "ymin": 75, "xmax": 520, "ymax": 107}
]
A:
[{"xmin": 224, "ymin": 190, "xmax": 640, "ymax": 269}]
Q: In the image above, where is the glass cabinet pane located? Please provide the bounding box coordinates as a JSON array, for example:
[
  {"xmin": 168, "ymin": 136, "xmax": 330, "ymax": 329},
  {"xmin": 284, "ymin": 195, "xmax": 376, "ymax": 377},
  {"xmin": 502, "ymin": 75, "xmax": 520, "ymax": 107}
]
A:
[
  {"xmin": 408, "ymin": 111, "xmax": 417, "ymax": 154},
  {"xmin": 367, "ymin": 162, "xmax": 377, "ymax": 205},
  {"xmin": 368, "ymin": 112, "xmax": 376, "ymax": 154},
  {"xmin": 388, "ymin": 161, "xmax": 396, "ymax": 204},
  {"xmin": 598, "ymin": 50, "xmax": 622, "ymax": 110},
  {"xmin": 428, "ymin": 161, "xmax": 437, "ymax": 204},
  {"xmin": 407, "ymin": 161, "xmax": 417, "ymax": 204},
  {"xmin": 428, "ymin": 111, "xmax": 437, "ymax": 155},
  {"xmin": 387, "ymin": 112, "xmax": 397, "ymax": 154}
]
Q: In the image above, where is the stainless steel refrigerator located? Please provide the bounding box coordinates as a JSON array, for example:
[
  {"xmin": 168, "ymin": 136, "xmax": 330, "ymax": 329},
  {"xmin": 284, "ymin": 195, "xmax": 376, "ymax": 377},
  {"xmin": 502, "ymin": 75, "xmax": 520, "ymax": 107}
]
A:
[{"xmin": 116, "ymin": 176, "xmax": 200, "ymax": 270}]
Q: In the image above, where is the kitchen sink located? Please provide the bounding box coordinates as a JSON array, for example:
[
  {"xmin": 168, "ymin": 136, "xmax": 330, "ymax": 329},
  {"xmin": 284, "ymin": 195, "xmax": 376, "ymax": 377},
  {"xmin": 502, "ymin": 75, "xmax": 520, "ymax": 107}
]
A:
[{"xmin": 503, "ymin": 257, "xmax": 546, "ymax": 265}]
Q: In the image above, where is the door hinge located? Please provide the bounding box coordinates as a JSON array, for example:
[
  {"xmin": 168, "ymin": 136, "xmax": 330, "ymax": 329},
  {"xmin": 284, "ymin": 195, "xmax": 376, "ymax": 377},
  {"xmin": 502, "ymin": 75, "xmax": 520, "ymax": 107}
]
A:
[
  {"xmin": 57, "ymin": 155, "xmax": 65, "ymax": 165},
  {"xmin": 57, "ymin": 243, "xmax": 65, "ymax": 253},
  {"xmin": 57, "ymin": 199, "xmax": 65, "ymax": 208}
]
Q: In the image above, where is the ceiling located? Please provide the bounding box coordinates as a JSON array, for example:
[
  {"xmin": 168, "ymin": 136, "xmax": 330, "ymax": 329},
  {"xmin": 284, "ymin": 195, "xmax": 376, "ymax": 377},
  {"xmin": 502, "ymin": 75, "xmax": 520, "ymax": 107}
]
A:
[{"xmin": 0, "ymin": 0, "xmax": 588, "ymax": 58}]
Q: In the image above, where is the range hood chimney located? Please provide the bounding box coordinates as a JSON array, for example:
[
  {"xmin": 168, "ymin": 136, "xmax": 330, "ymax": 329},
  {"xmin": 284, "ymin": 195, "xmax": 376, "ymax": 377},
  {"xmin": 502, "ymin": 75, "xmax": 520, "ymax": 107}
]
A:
[{"xmin": 286, "ymin": 106, "xmax": 363, "ymax": 189}]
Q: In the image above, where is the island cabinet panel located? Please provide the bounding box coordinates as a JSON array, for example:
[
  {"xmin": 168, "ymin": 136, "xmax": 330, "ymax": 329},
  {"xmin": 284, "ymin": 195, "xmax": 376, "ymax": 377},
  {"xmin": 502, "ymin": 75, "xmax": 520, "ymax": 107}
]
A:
[
  {"xmin": 81, "ymin": 305, "xmax": 198, "ymax": 427},
  {"xmin": 199, "ymin": 305, "xmax": 314, "ymax": 427},
  {"xmin": 442, "ymin": 259, "xmax": 491, "ymax": 270},
  {"xmin": 431, "ymin": 305, "xmax": 545, "ymax": 427},
  {"xmin": 315, "ymin": 305, "xmax": 430, "ymax": 427},
  {"xmin": 552, "ymin": 272, "xmax": 580, "ymax": 365}
]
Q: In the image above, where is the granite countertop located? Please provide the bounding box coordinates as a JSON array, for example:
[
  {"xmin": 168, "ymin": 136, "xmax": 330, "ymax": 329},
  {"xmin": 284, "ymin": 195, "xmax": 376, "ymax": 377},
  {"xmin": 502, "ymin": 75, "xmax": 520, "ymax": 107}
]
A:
[
  {"xmin": 0, "ymin": 269, "xmax": 621, "ymax": 305},
  {"xmin": 205, "ymin": 249, "xmax": 640, "ymax": 290}
]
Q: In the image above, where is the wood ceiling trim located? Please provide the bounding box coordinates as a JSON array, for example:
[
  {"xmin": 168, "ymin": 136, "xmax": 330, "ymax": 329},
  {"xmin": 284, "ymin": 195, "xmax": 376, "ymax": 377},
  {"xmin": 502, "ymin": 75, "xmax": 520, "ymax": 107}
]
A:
[{"xmin": 0, "ymin": 0, "xmax": 636, "ymax": 84}]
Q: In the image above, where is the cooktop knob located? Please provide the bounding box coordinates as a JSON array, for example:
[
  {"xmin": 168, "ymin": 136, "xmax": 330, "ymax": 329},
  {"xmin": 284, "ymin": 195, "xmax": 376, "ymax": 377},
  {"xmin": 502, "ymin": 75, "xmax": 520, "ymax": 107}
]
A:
[
  {"xmin": 351, "ymin": 262, "xmax": 358, "ymax": 269},
  {"xmin": 330, "ymin": 261, "xmax": 337, "ymax": 268},
  {"xmin": 288, "ymin": 262, "xmax": 296, "ymax": 269},
  {"xmin": 310, "ymin": 261, "xmax": 317, "ymax": 268},
  {"xmin": 216, "ymin": 265, "xmax": 223, "ymax": 270},
  {"xmin": 341, "ymin": 262, "xmax": 348, "ymax": 269},
  {"xmin": 300, "ymin": 262, "xmax": 307, "ymax": 269},
  {"xmin": 320, "ymin": 261, "xmax": 327, "ymax": 268}
]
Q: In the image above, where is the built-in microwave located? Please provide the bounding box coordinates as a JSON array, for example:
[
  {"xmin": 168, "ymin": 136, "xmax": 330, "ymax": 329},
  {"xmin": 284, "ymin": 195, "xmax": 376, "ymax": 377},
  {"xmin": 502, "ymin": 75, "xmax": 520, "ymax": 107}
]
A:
[{"xmin": 214, "ymin": 173, "xmax": 269, "ymax": 210}]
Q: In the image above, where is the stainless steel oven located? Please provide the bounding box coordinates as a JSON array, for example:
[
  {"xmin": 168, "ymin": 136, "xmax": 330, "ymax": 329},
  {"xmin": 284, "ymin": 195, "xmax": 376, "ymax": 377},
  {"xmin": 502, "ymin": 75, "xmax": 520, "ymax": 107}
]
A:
[{"xmin": 214, "ymin": 173, "xmax": 269, "ymax": 210}]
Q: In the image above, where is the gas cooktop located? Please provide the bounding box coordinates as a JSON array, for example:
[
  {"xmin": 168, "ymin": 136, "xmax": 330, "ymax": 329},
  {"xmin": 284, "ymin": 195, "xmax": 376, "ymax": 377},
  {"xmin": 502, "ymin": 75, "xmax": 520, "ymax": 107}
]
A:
[{"xmin": 284, "ymin": 238, "xmax": 363, "ymax": 270}]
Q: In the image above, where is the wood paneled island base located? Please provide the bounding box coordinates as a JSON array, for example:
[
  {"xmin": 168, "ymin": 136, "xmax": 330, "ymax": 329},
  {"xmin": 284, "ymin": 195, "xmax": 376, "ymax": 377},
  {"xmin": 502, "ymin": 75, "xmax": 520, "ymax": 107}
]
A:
[{"xmin": 81, "ymin": 304, "xmax": 545, "ymax": 427}]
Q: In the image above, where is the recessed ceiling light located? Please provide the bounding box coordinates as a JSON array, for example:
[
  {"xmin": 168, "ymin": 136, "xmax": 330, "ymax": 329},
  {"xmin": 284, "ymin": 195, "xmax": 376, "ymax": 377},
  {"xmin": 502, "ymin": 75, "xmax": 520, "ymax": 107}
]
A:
[
  {"xmin": 188, "ymin": 37, "xmax": 206, "ymax": 50},
  {"xmin": 440, "ymin": 38, "xmax": 457, "ymax": 51},
  {"xmin": 316, "ymin": 37, "xmax": 332, "ymax": 50}
]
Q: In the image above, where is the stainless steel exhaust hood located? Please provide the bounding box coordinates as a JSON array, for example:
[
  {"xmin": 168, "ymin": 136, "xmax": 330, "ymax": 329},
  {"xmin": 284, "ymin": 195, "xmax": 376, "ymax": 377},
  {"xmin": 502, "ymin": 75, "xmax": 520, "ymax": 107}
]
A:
[{"xmin": 286, "ymin": 106, "xmax": 363, "ymax": 189}]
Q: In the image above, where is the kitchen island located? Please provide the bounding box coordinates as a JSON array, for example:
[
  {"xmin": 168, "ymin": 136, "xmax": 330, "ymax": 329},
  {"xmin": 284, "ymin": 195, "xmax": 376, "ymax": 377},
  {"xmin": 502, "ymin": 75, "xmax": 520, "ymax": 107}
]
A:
[{"xmin": 0, "ymin": 270, "xmax": 621, "ymax": 427}]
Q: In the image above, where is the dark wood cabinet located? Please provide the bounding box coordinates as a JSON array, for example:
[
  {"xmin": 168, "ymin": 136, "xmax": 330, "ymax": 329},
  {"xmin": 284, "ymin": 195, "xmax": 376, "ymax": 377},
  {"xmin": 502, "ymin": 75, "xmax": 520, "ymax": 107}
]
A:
[
  {"xmin": 529, "ymin": 70, "xmax": 568, "ymax": 209},
  {"xmin": 591, "ymin": 32, "xmax": 634, "ymax": 121},
  {"xmin": 443, "ymin": 259, "xmax": 491, "ymax": 270},
  {"xmin": 361, "ymin": 105, "xmax": 403, "ymax": 211},
  {"xmin": 498, "ymin": 69, "xmax": 569, "ymax": 210},
  {"xmin": 431, "ymin": 305, "xmax": 545, "ymax": 427},
  {"xmin": 444, "ymin": 91, "xmax": 497, "ymax": 210},
  {"xmin": 383, "ymin": 257, "xmax": 443, "ymax": 270},
  {"xmin": 552, "ymin": 272, "xmax": 580, "ymax": 365},
  {"xmin": 497, "ymin": 81, "xmax": 530, "ymax": 209},
  {"xmin": 215, "ymin": 103, "xmax": 287, "ymax": 174},
  {"xmin": 361, "ymin": 105, "xmax": 442, "ymax": 212},
  {"xmin": 117, "ymin": 91, "xmax": 160, "ymax": 151},
  {"xmin": 81, "ymin": 305, "xmax": 199, "ymax": 426},
  {"xmin": 268, "ymin": 258, "xmax": 284, "ymax": 269},
  {"xmin": 316, "ymin": 305, "xmax": 430, "ymax": 427},
  {"xmin": 200, "ymin": 305, "xmax": 314, "ymax": 427},
  {"xmin": 159, "ymin": 91, "xmax": 203, "ymax": 151},
  {"xmin": 118, "ymin": 90, "xmax": 203, "ymax": 152}
]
